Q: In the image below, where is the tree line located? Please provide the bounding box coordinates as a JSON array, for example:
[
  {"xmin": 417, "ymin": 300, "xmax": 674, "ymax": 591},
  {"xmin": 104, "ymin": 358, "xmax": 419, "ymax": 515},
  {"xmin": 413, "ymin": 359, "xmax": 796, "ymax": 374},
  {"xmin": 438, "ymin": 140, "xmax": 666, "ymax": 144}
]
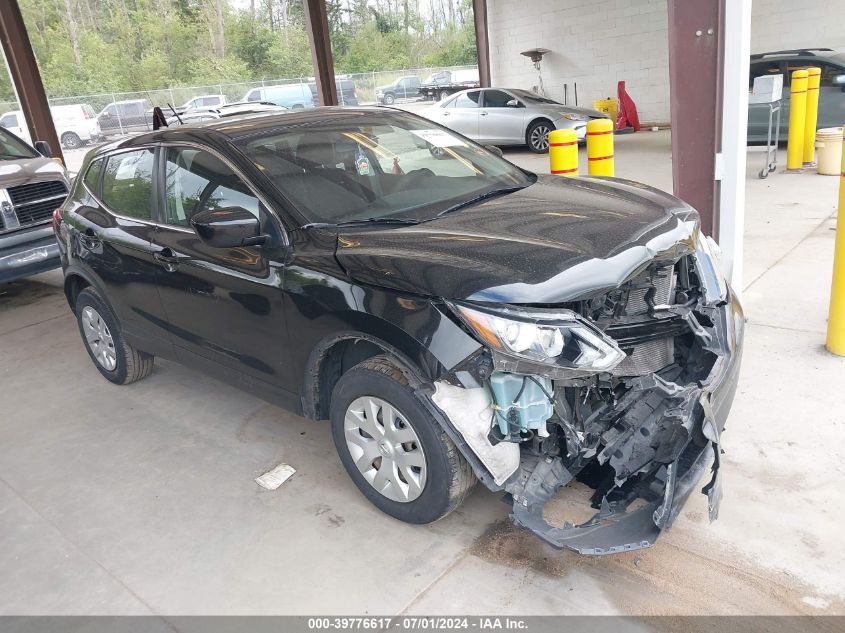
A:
[{"xmin": 0, "ymin": 0, "xmax": 477, "ymax": 101}]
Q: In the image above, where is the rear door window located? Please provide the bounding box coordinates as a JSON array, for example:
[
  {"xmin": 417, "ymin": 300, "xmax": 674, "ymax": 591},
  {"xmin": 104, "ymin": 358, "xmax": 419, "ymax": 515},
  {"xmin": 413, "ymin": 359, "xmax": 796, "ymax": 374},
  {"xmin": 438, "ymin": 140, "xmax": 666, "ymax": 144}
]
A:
[
  {"xmin": 454, "ymin": 91, "xmax": 481, "ymax": 108},
  {"xmin": 101, "ymin": 149, "xmax": 155, "ymax": 220},
  {"xmin": 83, "ymin": 158, "xmax": 103, "ymax": 195}
]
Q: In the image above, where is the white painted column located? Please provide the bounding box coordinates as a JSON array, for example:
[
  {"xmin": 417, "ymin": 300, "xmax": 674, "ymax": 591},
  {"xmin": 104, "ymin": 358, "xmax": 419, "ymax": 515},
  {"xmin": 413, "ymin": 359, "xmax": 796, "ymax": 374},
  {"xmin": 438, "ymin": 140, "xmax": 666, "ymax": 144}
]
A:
[{"xmin": 718, "ymin": 0, "xmax": 752, "ymax": 297}]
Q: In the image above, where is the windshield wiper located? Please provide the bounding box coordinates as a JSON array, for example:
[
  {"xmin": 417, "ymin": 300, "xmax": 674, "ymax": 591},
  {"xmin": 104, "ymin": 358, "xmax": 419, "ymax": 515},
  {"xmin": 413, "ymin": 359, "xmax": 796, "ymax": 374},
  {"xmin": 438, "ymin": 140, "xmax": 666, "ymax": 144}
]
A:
[
  {"xmin": 436, "ymin": 185, "xmax": 528, "ymax": 218},
  {"xmin": 301, "ymin": 217, "xmax": 421, "ymax": 229}
]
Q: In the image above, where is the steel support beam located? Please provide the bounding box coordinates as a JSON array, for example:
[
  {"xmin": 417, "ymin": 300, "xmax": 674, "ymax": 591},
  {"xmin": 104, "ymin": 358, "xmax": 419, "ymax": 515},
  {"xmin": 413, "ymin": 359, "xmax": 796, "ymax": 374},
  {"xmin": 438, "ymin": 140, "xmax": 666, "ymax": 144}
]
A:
[
  {"xmin": 667, "ymin": 0, "xmax": 723, "ymax": 238},
  {"xmin": 0, "ymin": 0, "xmax": 62, "ymax": 162},
  {"xmin": 303, "ymin": 0, "xmax": 338, "ymax": 107},
  {"xmin": 473, "ymin": 0, "xmax": 491, "ymax": 88}
]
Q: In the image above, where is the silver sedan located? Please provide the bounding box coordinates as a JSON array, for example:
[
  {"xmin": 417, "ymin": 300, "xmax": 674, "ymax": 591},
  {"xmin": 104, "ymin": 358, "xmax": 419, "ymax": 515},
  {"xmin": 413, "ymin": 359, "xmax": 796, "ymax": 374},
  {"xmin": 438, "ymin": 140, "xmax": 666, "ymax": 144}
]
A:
[{"xmin": 422, "ymin": 88, "xmax": 609, "ymax": 153}]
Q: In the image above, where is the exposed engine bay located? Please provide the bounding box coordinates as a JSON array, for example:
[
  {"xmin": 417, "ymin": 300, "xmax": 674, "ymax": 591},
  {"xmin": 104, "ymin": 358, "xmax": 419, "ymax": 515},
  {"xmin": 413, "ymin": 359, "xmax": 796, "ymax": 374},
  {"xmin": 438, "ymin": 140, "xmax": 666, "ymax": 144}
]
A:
[{"xmin": 427, "ymin": 235, "xmax": 744, "ymax": 554}]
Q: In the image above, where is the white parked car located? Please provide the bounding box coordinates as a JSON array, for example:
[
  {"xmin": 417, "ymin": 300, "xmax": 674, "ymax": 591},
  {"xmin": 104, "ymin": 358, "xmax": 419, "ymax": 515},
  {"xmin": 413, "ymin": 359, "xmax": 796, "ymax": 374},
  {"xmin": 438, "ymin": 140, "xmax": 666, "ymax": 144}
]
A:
[
  {"xmin": 177, "ymin": 94, "xmax": 227, "ymax": 113},
  {"xmin": 0, "ymin": 104, "xmax": 102, "ymax": 150}
]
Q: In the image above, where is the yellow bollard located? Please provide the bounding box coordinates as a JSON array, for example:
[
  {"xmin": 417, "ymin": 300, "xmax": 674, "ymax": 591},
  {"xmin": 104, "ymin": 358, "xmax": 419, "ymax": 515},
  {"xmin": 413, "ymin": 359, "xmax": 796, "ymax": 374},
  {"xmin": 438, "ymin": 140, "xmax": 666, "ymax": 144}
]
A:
[
  {"xmin": 803, "ymin": 67, "xmax": 821, "ymax": 166},
  {"xmin": 549, "ymin": 129, "xmax": 579, "ymax": 176},
  {"xmin": 586, "ymin": 118, "xmax": 614, "ymax": 176},
  {"xmin": 786, "ymin": 69, "xmax": 808, "ymax": 171},
  {"xmin": 826, "ymin": 128, "xmax": 845, "ymax": 356}
]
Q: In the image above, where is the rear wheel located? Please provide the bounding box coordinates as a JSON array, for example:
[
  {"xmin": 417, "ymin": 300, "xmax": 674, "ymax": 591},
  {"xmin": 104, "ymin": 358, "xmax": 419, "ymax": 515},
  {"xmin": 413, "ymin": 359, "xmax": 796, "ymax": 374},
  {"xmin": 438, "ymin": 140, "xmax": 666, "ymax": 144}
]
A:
[
  {"xmin": 438, "ymin": 90, "xmax": 450, "ymax": 101},
  {"xmin": 330, "ymin": 355, "xmax": 476, "ymax": 524},
  {"xmin": 61, "ymin": 132, "xmax": 82, "ymax": 149},
  {"xmin": 75, "ymin": 288, "xmax": 154, "ymax": 385},
  {"xmin": 526, "ymin": 119, "xmax": 552, "ymax": 153}
]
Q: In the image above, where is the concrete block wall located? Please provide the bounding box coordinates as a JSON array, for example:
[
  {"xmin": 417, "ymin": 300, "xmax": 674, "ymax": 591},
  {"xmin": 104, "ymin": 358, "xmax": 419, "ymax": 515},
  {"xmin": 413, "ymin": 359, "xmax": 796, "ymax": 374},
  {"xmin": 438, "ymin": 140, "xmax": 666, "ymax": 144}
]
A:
[
  {"xmin": 487, "ymin": 0, "xmax": 845, "ymax": 126},
  {"xmin": 488, "ymin": 0, "xmax": 671, "ymax": 125}
]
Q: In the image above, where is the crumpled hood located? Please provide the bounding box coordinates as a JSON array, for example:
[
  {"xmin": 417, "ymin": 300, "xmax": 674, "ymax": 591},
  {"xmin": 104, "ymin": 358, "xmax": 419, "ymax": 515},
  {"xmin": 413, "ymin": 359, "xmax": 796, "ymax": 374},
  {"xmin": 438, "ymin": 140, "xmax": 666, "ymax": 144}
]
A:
[{"xmin": 335, "ymin": 175, "xmax": 699, "ymax": 304}]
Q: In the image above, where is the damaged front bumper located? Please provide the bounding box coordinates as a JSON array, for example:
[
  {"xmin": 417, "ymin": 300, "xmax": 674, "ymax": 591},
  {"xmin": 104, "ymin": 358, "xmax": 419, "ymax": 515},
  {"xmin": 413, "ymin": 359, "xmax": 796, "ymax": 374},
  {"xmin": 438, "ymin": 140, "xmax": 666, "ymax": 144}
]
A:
[{"xmin": 429, "ymin": 265, "xmax": 744, "ymax": 555}]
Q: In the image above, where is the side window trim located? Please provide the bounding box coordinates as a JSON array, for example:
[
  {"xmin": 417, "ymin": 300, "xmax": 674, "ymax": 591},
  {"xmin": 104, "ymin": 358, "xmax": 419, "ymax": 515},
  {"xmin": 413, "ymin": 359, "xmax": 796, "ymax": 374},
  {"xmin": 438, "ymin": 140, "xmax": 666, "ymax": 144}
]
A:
[{"xmin": 157, "ymin": 141, "xmax": 288, "ymax": 245}]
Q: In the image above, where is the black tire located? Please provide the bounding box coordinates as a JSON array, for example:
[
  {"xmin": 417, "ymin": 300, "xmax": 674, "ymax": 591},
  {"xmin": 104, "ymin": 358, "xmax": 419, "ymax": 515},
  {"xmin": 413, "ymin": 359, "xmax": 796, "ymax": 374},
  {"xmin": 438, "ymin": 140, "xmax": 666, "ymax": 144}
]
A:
[
  {"xmin": 75, "ymin": 287, "xmax": 154, "ymax": 385},
  {"xmin": 383, "ymin": 92, "xmax": 395, "ymax": 105},
  {"xmin": 61, "ymin": 132, "xmax": 82, "ymax": 150},
  {"xmin": 330, "ymin": 355, "xmax": 476, "ymax": 524},
  {"xmin": 438, "ymin": 90, "xmax": 450, "ymax": 101},
  {"xmin": 526, "ymin": 119, "xmax": 553, "ymax": 153}
]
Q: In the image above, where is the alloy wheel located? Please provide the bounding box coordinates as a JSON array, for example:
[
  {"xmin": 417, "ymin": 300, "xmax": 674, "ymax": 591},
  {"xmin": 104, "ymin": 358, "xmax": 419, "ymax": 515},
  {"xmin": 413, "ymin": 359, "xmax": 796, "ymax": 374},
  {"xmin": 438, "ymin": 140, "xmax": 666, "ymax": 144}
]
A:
[
  {"xmin": 344, "ymin": 396, "xmax": 427, "ymax": 503},
  {"xmin": 81, "ymin": 306, "xmax": 117, "ymax": 371},
  {"xmin": 530, "ymin": 124, "xmax": 551, "ymax": 151}
]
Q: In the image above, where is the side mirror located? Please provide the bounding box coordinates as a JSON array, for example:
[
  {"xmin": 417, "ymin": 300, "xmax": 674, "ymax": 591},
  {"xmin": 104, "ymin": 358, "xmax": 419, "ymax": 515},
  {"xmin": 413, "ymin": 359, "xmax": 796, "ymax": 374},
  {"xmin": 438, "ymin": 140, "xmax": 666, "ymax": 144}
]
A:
[
  {"xmin": 34, "ymin": 140, "xmax": 52, "ymax": 157},
  {"xmin": 506, "ymin": 99, "xmax": 520, "ymax": 107},
  {"xmin": 484, "ymin": 144, "xmax": 504, "ymax": 157},
  {"xmin": 100, "ymin": 111, "xmax": 110, "ymax": 119},
  {"xmin": 191, "ymin": 206, "xmax": 266, "ymax": 248},
  {"xmin": 833, "ymin": 74, "xmax": 845, "ymax": 86}
]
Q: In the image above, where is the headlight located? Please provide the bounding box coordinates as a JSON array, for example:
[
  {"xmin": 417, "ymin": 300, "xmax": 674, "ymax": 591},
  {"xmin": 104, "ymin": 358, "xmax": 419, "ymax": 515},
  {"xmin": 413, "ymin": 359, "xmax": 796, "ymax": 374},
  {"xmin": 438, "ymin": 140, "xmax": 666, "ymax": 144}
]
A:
[
  {"xmin": 449, "ymin": 302, "xmax": 625, "ymax": 373},
  {"xmin": 694, "ymin": 230, "xmax": 728, "ymax": 303},
  {"xmin": 560, "ymin": 112, "xmax": 588, "ymax": 121}
]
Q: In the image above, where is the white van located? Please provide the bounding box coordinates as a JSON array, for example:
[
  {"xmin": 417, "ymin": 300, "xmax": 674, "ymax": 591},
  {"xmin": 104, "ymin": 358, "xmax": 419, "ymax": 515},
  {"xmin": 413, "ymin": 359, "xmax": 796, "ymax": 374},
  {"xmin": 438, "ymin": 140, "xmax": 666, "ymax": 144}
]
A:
[
  {"xmin": 243, "ymin": 84, "xmax": 314, "ymax": 109},
  {"xmin": 0, "ymin": 104, "xmax": 102, "ymax": 149}
]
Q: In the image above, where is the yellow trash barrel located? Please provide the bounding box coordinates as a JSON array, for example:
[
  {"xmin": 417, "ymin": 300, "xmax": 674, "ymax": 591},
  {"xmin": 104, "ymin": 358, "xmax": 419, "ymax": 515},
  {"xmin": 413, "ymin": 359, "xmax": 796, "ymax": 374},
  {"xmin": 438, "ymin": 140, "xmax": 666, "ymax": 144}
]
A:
[
  {"xmin": 586, "ymin": 118, "xmax": 615, "ymax": 177},
  {"xmin": 549, "ymin": 129, "xmax": 579, "ymax": 176}
]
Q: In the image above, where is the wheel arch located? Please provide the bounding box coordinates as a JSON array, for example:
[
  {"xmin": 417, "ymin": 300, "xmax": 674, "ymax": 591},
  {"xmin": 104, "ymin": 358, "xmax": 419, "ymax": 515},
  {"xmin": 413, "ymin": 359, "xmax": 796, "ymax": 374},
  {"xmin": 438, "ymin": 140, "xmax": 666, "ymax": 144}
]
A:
[
  {"xmin": 525, "ymin": 116, "xmax": 555, "ymax": 140},
  {"xmin": 301, "ymin": 329, "xmax": 439, "ymax": 421}
]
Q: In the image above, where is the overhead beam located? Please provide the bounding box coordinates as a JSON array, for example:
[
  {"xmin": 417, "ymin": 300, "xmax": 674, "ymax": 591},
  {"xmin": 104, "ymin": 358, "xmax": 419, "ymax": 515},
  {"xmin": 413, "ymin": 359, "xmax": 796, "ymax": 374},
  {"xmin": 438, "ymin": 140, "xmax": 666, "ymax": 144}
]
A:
[
  {"xmin": 0, "ymin": 0, "xmax": 63, "ymax": 162},
  {"xmin": 473, "ymin": 0, "xmax": 491, "ymax": 87},
  {"xmin": 667, "ymin": 0, "xmax": 723, "ymax": 237},
  {"xmin": 303, "ymin": 0, "xmax": 338, "ymax": 107}
]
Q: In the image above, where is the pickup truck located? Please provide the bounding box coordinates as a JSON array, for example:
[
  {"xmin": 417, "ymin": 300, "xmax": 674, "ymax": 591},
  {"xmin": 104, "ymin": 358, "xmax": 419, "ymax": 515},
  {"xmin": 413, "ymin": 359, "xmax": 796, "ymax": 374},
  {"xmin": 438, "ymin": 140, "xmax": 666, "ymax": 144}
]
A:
[
  {"xmin": 0, "ymin": 127, "xmax": 69, "ymax": 283},
  {"xmin": 419, "ymin": 69, "xmax": 481, "ymax": 101}
]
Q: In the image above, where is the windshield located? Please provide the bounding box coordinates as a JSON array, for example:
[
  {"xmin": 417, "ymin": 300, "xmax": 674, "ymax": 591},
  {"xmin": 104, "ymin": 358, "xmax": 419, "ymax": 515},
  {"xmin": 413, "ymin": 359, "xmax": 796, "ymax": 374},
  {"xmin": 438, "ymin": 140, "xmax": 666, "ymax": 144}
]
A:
[
  {"xmin": 0, "ymin": 127, "xmax": 38, "ymax": 160},
  {"xmin": 509, "ymin": 89, "xmax": 562, "ymax": 106},
  {"xmin": 237, "ymin": 111, "xmax": 535, "ymax": 225}
]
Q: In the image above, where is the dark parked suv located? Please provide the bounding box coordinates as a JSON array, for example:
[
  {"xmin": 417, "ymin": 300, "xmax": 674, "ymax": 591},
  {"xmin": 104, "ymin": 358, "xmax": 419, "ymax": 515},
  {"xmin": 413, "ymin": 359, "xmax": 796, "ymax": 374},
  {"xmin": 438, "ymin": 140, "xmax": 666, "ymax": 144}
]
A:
[
  {"xmin": 55, "ymin": 108, "xmax": 742, "ymax": 554},
  {"xmin": 0, "ymin": 127, "xmax": 69, "ymax": 283}
]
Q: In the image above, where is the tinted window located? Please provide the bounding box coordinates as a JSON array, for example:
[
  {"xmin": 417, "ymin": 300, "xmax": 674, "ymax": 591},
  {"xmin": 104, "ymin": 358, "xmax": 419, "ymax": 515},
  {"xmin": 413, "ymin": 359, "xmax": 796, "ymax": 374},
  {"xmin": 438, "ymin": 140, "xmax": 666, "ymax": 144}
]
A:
[
  {"xmin": 484, "ymin": 90, "xmax": 515, "ymax": 108},
  {"xmin": 749, "ymin": 60, "xmax": 783, "ymax": 87},
  {"xmin": 1, "ymin": 114, "xmax": 18, "ymax": 128},
  {"xmin": 0, "ymin": 127, "xmax": 37, "ymax": 159},
  {"xmin": 454, "ymin": 91, "xmax": 481, "ymax": 108},
  {"xmin": 817, "ymin": 61, "xmax": 845, "ymax": 87},
  {"xmin": 163, "ymin": 147, "xmax": 260, "ymax": 228},
  {"xmin": 83, "ymin": 158, "xmax": 103, "ymax": 194},
  {"xmin": 101, "ymin": 149, "xmax": 155, "ymax": 220}
]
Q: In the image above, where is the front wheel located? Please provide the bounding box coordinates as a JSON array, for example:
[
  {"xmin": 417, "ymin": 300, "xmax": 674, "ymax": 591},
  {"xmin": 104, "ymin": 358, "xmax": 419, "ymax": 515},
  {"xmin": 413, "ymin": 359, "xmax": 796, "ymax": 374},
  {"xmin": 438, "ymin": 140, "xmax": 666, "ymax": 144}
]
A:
[
  {"xmin": 526, "ymin": 120, "xmax": 552, "ymax": 153},
  {"xmin": 383, "ymin": 92, "xmax": 395, "ymax": 105},
  {"xmin": 330, "ymin": 356, "xmax": 476, "ymax": 524}
]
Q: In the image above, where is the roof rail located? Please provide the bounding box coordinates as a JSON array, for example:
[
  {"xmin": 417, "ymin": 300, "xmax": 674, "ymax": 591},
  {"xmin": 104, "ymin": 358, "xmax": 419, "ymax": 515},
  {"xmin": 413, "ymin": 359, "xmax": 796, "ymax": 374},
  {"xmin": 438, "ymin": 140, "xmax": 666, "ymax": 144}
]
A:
[{"xmin": 751, "ymin": 48, "xmax": 834, "ymax": 60}]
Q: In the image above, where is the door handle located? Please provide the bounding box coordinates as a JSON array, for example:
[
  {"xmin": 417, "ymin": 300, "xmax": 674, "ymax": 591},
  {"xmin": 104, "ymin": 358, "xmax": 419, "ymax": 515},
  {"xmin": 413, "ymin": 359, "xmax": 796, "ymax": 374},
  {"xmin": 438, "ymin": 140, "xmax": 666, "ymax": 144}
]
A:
[
  {"xmin": 442, "ymin": 111, "xmax": 450, "ymax": 116},
  {"xmin": 480, "ymin": 111, "xmax": 488, "ymax": 116},
  {"xmin": 154, "ymin": 247, "xmax": 181, "ymax": 272}
]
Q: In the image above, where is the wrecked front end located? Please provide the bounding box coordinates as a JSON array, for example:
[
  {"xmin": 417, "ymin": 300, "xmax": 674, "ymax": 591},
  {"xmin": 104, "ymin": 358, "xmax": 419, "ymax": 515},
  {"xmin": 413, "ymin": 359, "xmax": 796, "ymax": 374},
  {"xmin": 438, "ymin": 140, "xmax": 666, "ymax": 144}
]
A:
[{"xmin": 426, "ymin": 228, "xmax": 744, "ymax": 555}]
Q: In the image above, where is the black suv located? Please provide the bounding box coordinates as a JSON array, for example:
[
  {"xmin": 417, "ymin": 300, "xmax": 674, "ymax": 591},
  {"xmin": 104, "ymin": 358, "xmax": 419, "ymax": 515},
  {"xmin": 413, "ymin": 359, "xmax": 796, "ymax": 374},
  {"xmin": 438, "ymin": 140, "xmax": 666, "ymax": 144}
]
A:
[
  {"xmin": 748, "ymin": 48, "xmax": 845, "ymax": 141},
  {"xmin": 0, "ymin": 127, "xmax": 69, "ymax": 283},
  {"xmin": 55, "ymin": 108, "xmax": 742, "ymax": 554}
]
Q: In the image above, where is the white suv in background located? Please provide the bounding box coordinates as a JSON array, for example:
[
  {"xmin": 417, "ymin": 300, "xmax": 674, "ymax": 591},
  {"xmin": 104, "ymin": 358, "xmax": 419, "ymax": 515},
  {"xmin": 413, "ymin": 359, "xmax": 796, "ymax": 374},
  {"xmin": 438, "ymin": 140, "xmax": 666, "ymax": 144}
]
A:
[{"xmin": 0, "ymin": 104, "xmax": 102, "ymax": 149}]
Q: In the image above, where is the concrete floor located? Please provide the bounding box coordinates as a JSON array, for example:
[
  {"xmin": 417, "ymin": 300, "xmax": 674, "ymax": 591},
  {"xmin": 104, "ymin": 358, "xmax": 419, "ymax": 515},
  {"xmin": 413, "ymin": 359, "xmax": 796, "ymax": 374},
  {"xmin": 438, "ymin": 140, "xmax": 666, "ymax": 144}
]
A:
[{"xmin": 3, "ymin": 132, "xmax": 845, "ymax": 615}]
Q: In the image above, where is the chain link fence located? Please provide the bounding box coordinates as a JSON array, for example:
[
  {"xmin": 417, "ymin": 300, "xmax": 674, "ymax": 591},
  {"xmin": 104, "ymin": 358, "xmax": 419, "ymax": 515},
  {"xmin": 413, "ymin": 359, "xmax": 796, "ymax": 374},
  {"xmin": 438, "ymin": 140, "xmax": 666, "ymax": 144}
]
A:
[{"xmin": 0, "ymin": 64, "xmax": 478, "ymax": 145}]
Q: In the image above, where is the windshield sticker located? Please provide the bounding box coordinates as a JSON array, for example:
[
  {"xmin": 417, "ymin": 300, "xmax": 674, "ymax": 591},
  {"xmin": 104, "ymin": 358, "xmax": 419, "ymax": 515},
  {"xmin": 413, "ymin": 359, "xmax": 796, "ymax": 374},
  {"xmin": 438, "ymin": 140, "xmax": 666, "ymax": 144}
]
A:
[
  {"xmin": 355, "ymin": 146, "xmax": 371, "ymax": 176},
  {"xmin": 411, "ymin": 129, "xmax": 466, "ymax": 148}
]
